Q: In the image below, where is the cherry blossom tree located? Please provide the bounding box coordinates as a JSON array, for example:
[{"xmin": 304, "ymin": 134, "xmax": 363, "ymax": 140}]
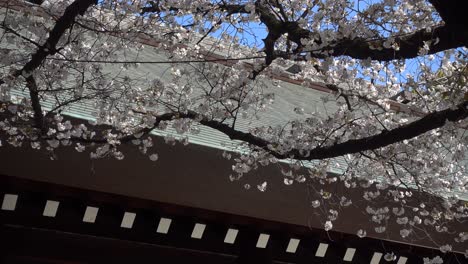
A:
[{"xmin": 0, "ymin": 0, "xmax": 467, "ymax": 258}]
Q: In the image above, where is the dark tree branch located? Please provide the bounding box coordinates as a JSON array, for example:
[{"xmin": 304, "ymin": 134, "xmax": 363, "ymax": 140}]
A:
[
  {"xmin": 428, "ymin": 0, "xmax": 468, "ymax": 29},
  {"xmin": 2, "ymin": 0, "xmax": 466, "ymax": 164},
  {"xmin": 75, "ymin": 101, "xmax": 466, "ymax": 161},
  {"xmin": 280, "ymin": 1, "xmax": 466, "ymax": 61},
  {"xmin": 140, "ymin": 1, "xmax": 467, "ymax": 63},
  {"xmin": 326, "ymin": 24, "xmax": 468, "ymax": 61},
  {"xmin": 217, "ymin": 2, "xmax": 467, "ymax": 62},
  {"xmin": 136, "ymin": 0, "xmax": 468, "ymax": 64},
  {"xmin": 0, "ymin": 0, "xmax": 97, "ymax": 131},
  {"xmin": 276, "ymin": 22, "xmax": 467, "ymax": 61},
  {"xmin": 141, "ymin": 1, "xmax": 248, "ymax": 15},
  {"xmin": 25, "ymin": 0, "xmax": 44, "ymax": 5},
  {"xmin": 25, "ymin": 75, "xmax": 44, "ymax": 131},
  {"xmin": 19, "ymin": 99, "xmax": 467, "ymax": 163},
  {"xmin": 20, "ymin": 0, "xmax": 98, "ymax": 75},
  {"xmin": 141, "ymin": 0, "xmax": 178, "ymax": 13},
  {"xmin": 325, "ymin": 84, "xmax": 353, "ymax": 111},
  {"xmin": 186, "ymin": 101, "xmax": 468, "ymax": 161},
  {"xmin": 0, "ymin": 24, "xmax": 42, "ymax": 48},
  {"xmin": 71, "ymin": 112, "xmax": 176, "ymax": 145}
]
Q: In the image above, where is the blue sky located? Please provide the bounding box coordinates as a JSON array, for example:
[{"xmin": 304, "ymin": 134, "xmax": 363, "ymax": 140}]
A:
[{"xmin": 143, "ymin": 1, "xmax": 451, "ymax": 90}]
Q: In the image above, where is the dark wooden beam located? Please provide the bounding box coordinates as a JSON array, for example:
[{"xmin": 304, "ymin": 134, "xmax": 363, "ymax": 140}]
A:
[
  {"xmin": 1, "ymin": 174, "xmax": 464, "ymax": 264},
  {"xmin": 0, "ymin": 224, "xmax": 237, "ymax": 264}
]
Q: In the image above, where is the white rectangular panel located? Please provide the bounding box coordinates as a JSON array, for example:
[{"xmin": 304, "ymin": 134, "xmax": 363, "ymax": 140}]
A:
[
  {"xmin": 315, "ymin": 243, "xmax": 329, "ymax": 257},
  {"xmin": 121, "ymin": 212, "xmax": 136, "ymax": 228},
  {"xmin": 43, "ymin": 200, "xmax": 59, "ymax": 217},
  {"xmin": 397, "ymin": 256, "xmax": 408, "ymax": 264},
  {"xmin": 224, "ymin": 228, "xmax": 239, "ymax": 244},
  {"xmin": 191, "ymin": 223, "xmax": 206, "ymax": 239},
  {"xmin": 286, "ymin": 238, "xmax": 300, "ymax": 253},
  {"xmin": 1, "ymin": 194, "xmax": 18, "ymax": 211},
  {"xmin": 371, "ymin": 252, "xmax": 383, "ymax": 264},
  {"xmin": 343, "ymin": 248, "xmax": 356, "ymax": 261},
  {"xmin": 157, "ymin": 217, "xmax": 172, "ymax": 234},
  {"xmin": 256, "ymin": 233, "xmax": 270, "ymax": 248},
  {"xmin": 83, "ymin": 206, "xmax": 99, "ymax": 223}
]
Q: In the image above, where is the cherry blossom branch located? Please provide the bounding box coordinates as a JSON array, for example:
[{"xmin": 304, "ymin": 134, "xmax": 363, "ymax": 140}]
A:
[
  {"xmin": 66, "ymin": 100, "xmax": 467, "ymax": 162},
  {"xmin": 318, "ymin": 24, "xmax": 467, "ymax": 61},
  {"xmin": 0, "ymin": 24, "xmax": 42, "ymax": 48},
  {"xmin": 144, "ymin": 1, "xmax": 467, "ymax": 62},
  {"xmin": 0, "ymin": 0, "xmax": 97, "ymax": 130},
  {"xmin": 25, "ymin": 76, "xmax": 44, "ymax": 131},
  {"xmin": 20, "ymin": 0, "xmax": 97, "ymax": 75},
  {"xmin": 45, "ymin": 56, "xmax": 266, "ymax": 64},
  {"xmin": 141, "ymin": 1, "xmax": 248, "ymax": 15},
  {"xmin": 70, "ymin": 112, "xmax": 176, "ymax": 145}
]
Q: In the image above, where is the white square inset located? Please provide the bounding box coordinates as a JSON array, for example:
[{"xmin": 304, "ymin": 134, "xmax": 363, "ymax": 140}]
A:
[
  {"xmin": 343, "ymin": 248, "xmax": 356, "ymax": 261},
  {"xmin": 286, "ymin": 238, "xmax": 300, "ymax": 253},
  {"xmin": 83, "ymin": 206, "xmax": 99, "ymax": 223},
  {"xmin": 1, "ymin": 194, "xmax": 18, "ymax": 211},
  {"xmin": 315, "ymin": 243, "xmax": 329, "ymax": 257},
  {"xmin": 256, "ymin": 233, "xmax": 270, "ymax": 248},
  {"xmin": 43, "ymin": 200, "xmax": 59, "ymax": 217},
  {"xmin": 370, "ymin": 252, "xmax": 383, "ymax": 264},
  {"xmin": 120, "ymin": 212, "xmax": 136, "ymax": 229},
  {"xmin": 224, "ymin": 228, "xmax": 239, "ymax": 244},
  {"xmin": 157, "ymin": 217, "xmax": 172, "ymax": 234},
  {"xmin": 397, "ymin": 256, "xmax": 408, "ymax": 264},
  {"xmin": 191, "ymin": 223, "xmax": 206, "ymax": 239}
]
